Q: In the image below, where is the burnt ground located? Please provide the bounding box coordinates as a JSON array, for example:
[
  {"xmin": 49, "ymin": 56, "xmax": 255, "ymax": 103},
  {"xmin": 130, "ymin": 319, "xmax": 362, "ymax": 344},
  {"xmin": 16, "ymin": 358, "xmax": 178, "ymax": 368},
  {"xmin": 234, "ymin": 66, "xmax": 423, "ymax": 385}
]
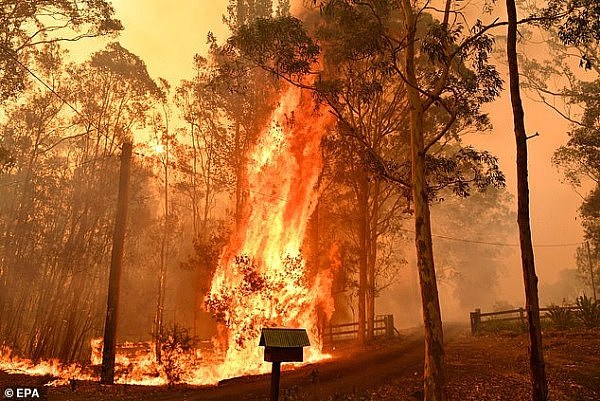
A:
[{"xmin": 1, "ymin": 324, "xmax": 599, "ymax": 401}]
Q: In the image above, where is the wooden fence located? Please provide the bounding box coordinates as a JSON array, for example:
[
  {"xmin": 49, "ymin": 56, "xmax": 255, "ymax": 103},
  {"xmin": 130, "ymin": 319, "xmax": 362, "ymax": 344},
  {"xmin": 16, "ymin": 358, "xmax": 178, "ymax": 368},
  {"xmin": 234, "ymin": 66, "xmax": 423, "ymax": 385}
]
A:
[
  {"xmin": 323, "ymin": 314, "xmax": 396, "ymax": 344},
  {"xmin": 470, "ymin": 306, "xmax": 583, "ymax": 335}
]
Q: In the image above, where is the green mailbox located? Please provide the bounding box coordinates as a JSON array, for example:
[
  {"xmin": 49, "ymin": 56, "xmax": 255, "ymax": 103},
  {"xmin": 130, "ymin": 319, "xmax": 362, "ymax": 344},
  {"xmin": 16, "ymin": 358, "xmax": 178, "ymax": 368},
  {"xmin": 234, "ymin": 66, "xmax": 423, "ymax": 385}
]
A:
[{"xmin": 259, "ymin": 328, "xmax": 310, "ymax": 401}]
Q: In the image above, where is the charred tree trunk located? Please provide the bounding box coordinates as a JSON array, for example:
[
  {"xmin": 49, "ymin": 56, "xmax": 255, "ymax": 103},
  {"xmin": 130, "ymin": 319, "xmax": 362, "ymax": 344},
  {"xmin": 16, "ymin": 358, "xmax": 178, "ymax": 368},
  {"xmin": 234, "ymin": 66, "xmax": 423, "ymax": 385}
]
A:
[
  {"xmin": 100, "ymin": 142, "xmax": 132, "ymax": 384},
  {"xmin": 506, "ymin": 1, "xmax": 548, "ymax": 400},
  {"xmin": 234, "ymin": 120, "xmax": 243, "ymax": 228},
  {"xmin": 401, "ymin": 1, "xmax": 446, "ymax": 400},
  {"xmin": 234, "ymin": 120, "xmax": 249, "ymax": 229},
  {"xmin": 585, "ymin": 242, "xmax": 597, "ymax": 301}
]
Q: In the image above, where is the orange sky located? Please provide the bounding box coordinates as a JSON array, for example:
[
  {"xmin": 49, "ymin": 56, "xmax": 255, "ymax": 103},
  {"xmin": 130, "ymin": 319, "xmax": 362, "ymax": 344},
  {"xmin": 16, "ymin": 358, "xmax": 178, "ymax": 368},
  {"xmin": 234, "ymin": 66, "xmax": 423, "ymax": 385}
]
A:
[
  {"xmin": 76, "ymin": 1, "xmax": 587, "ymax": 304},
  {"xmin": 109, "ymin": 0, "xmax": 230, "ymax": 83}
]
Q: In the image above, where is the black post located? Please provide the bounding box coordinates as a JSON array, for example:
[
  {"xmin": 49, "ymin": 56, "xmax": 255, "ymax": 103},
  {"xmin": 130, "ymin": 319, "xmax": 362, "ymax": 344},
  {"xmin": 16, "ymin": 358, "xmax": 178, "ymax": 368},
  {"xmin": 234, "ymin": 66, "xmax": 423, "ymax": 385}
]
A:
[
  {"xmin": 585, "ymin": 241, "xmax": 597, "ymax": 301},
  {"xmin": 270, "ymin": 361, "xmax": 281, "ymax": 401},
  {"xmin": 470, "ymin": 308, "xmax": 481, "ymax": 335},
  {"xmin": 386, "ymin": 314, "xmax": 395, "ymax": 338},
  {"xmin": 101, "ymin": 142, "xmax": 132, "ymax": 384}
]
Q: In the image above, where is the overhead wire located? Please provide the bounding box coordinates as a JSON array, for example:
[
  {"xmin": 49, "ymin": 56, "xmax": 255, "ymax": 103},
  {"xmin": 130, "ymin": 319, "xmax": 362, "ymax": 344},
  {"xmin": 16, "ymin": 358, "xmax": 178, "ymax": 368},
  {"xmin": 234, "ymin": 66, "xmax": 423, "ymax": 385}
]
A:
[
  {"xmin": 397, "ymin": 228, "xmax": 583, "ymax": 248},
  {"xmin": 132, "ymin": 149, "xmax": 585, "ymax": 249},
  {"xmin": 0, "ymin": 45, "xmax": 119, "ymax": 148}
]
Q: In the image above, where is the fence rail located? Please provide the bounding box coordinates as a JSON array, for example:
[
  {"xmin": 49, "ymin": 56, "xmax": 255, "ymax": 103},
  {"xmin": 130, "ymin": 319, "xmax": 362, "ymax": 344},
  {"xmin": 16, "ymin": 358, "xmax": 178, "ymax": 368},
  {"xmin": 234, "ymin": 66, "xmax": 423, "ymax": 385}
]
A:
[
  {"xmin": 470, "ymin": 306, "xmax": 583, "ymax": 335},
  {"xmin": 323, "ymin": 314, "xmax": 396, "ymax": 344}
]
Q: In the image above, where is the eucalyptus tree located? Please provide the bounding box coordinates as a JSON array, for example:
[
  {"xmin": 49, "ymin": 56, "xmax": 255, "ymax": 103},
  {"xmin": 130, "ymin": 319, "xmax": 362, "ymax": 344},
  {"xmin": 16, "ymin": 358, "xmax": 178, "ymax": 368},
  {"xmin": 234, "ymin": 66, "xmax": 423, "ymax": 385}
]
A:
[
  {"xmin": 312, "ymin": 1, "xmax": 411, "ymax": 342},
  {"xmin": 522, "ymin": 0, "xmax": 600, "ymax": 301},
  {"xmin": 214, "ymin": 0, "xmax": 288, "ymax": 226},
  {"xmin": 175, "ymin": 56, "xmax": 233, "ymax": 337}
]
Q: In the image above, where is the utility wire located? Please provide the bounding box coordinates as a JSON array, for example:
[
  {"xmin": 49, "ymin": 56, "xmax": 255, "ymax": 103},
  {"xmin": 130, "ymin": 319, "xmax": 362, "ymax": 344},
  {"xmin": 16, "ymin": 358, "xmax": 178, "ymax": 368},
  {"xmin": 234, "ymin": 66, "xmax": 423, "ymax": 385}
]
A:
[
  {"xmin": 0, "ymin": 45, "xmax": 118, "ymax": 147},
  {"xmin": 133, "ymin": 151, "xmax": 584, "ymax": 249},
  {"xmin": 398, "ymin": 228, "xmax": 582, "ymax": 248}
]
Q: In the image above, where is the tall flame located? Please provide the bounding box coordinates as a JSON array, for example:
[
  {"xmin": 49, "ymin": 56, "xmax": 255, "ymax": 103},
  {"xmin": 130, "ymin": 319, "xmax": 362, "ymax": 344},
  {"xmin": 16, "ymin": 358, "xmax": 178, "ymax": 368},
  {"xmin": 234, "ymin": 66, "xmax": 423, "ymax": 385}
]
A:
[{"xmin": 205, "ymin": 85, "xmax": 335, "ymax": 379}]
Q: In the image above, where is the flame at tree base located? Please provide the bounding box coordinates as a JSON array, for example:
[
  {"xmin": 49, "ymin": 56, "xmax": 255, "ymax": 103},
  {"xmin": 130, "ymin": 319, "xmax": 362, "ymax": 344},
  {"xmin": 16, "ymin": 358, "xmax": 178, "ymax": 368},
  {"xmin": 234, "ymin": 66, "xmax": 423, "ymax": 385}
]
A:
[
  {"xmin": 0, "ymin": 86, "xmax": 336, "ymax": 386},
  {"xmin": 204, "ymin": 84, "xmax": 336, "ymax": 381}
]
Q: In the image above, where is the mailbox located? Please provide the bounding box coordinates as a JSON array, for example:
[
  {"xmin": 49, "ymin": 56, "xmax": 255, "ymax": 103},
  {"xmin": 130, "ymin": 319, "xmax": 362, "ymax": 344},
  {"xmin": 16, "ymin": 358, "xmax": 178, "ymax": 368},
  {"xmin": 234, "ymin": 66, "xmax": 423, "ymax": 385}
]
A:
[
  {"xmin": 259, "ymin": 328, "xmax": 310, "ymax": 401},
  {"xmin": 259, "ymin": 327, "xmax": 310, "ymax": 362}
]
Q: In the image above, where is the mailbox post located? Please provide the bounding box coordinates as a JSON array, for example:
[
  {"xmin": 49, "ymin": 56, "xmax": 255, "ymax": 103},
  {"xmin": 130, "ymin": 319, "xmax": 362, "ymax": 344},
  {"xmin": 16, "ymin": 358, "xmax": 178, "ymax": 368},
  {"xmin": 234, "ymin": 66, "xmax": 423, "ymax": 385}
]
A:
[{"xmin": 259, "ymin": 328, "xmax": 310, "ymax": 401}]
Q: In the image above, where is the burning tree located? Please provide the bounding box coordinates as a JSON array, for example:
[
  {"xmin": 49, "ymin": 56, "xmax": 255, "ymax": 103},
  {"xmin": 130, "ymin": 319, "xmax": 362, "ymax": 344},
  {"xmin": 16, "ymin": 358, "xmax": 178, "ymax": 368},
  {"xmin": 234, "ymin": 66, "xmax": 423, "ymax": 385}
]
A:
[{"xmin": 204, "ymin": 87, "xmax": 337, "ymax": 377}]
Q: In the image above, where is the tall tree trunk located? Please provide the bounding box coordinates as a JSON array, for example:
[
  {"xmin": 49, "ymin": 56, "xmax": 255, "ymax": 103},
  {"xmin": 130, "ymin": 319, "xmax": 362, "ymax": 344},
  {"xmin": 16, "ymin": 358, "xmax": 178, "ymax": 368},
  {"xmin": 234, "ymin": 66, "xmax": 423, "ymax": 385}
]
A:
[
  {"xmin": 154, "ymin": 145, "xmax": 169, "ymax": 364},
  {"xmin": 401, "ymin": 2, "xmax": 446, "ymax": 400},
  {"xmin": 100, "ymin": 142, "xmax": 132, "ymax": 384},
  {"xmin": 234, "ymin": 120, "xmax": 242, "ymax": 228},
  {"xmin": 505, "ymin": 1, "xmax": 548, "ymax": 400},
  {"xmin": 366, "ymin": 181, "xmax": 380, "ymax": 341},
  {"xmin": 357, "ymin": 167, "xmax": 368, "ymax": 345},
  {"xmin": 366, "ymin": 233, "xmax": 376, "ymax": 340}
]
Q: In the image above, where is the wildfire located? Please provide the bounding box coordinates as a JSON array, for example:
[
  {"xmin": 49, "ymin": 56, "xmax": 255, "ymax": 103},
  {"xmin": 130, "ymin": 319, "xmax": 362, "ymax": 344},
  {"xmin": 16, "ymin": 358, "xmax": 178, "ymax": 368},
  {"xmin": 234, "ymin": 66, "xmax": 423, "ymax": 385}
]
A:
[
  {"xmin": 204, "ymin": 85, "xmax": 335, "ymax": 380},
  {"xmin": 0, "ymin": 86, "xmax": 336, "ymax": 386},
  {"xmin": 0, "ymin": 346, "xmax": 94, "ymax": 385}
]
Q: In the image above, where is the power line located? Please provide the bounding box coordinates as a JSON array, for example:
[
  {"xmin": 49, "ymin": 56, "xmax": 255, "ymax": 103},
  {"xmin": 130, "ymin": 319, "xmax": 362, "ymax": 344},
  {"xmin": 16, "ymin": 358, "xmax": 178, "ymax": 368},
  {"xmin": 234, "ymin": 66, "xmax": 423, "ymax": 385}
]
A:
[
  {"xmin": 0, "ymin": 48, "xmax": 583, "ymax": 249},
  {"xmin": 128, "ymin": 152, "xmax": 588, "ymax": 246},
  {"xmin": 398, "ymin": 228, "xmax": 582, "ymax": 248},
  {"xmin": 0, "ymin": 45, "xmax": 118, "ymax": 147}
]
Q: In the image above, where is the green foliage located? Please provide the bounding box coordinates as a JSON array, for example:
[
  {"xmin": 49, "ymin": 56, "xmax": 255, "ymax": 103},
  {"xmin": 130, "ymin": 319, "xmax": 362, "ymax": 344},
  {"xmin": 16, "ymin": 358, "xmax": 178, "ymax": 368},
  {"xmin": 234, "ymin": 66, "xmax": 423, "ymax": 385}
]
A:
[
  {"xmin": 228, "ymin": 16, "xmax": 320, "ymax": 78},
  {"xmin": 425, "ymin": 147, "xmax": 505, "ymax": 199},
  {"xmin": 545, "ymin": 0, "xmax": 600, "ymax": 68},
  {"xmin": 576, "ymin": 294, "xmax": 600, "ymax": 328},
  {"xmin": 546, "ymin": 305, "xmax": 577, "ymax": 330}
]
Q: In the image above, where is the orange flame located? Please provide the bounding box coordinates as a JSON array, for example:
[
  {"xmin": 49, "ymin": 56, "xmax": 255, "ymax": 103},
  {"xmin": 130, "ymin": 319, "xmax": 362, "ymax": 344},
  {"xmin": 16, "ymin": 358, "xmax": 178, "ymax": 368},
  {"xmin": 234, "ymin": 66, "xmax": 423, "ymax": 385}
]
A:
[{"xmin": 204, "ymin": 85, "xmax": 335, "ymax": 380}]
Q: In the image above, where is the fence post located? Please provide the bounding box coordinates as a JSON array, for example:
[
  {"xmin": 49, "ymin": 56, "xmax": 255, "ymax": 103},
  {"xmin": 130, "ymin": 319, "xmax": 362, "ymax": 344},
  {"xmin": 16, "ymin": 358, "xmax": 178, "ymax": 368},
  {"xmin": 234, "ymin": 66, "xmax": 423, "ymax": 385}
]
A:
[
  {"xmin": 470, "ymin": 308, "xmax": 481, "ymax": 335},
  {"xmin": 385, "ymin": 315, "xmax": 395, "ymax": 338}
]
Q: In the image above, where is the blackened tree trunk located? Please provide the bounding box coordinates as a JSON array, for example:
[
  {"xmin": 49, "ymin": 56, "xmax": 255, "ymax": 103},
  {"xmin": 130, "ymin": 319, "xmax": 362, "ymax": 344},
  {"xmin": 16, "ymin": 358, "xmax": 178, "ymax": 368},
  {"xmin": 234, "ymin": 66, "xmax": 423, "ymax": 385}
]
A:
[
  {"xmin": 401, "ymin": 1, "xmax": 445, "ymax": 399},
  {"xmin": 366, "ymin": 180, "xmax": 381, "ymax": 341},
  {"xmin": 506, "ymin": 1, "xmax": 548, "ymax": 400},
  {"xmin": 101, "ymin": 142, "xmax": 132, "ymax": 384}
]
